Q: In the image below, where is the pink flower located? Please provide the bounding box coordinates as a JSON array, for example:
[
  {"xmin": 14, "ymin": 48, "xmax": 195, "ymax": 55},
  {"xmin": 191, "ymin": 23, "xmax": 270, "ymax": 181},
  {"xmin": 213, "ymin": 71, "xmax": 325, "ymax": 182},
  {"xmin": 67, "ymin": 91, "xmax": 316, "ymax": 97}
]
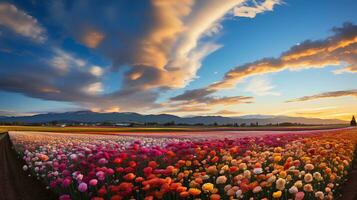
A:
[
  {"xmin": 295, "ymin": 192, "xmax": 305, "ymax": 200},
  {"xmin": 78, "ymin": 182, "xmax": 88, "ymax": 192},
  {"xmin": 59, "ymin": 194, "xmax": 71, "ymax": 200},
  {"xmin": 98, "ymin": 158, "xmax": 108, "ymax": 165},
  {"xmin": 89, "ymin": 179, "xmax": 98, "ymax": 186}
]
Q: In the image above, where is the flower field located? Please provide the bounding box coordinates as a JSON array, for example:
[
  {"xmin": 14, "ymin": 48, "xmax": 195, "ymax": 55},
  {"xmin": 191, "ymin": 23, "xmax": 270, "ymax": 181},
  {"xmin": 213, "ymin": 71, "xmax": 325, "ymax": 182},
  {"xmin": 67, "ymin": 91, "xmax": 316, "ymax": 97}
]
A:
[{"xmin": 9, "ymin": 129, "xmax": 357, "ymax": 200}]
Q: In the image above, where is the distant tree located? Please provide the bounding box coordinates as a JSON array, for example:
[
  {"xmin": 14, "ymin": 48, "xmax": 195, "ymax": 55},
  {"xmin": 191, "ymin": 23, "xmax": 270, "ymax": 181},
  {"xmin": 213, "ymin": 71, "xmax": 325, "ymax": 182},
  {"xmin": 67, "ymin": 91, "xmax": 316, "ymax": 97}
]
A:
[
  {"xmin": 351, "ymin": 116, "xmax": 357, "ymax": 126},
  {"xmin": 164, "ymin": 121, "xmax": 175, "ymax": 126}
]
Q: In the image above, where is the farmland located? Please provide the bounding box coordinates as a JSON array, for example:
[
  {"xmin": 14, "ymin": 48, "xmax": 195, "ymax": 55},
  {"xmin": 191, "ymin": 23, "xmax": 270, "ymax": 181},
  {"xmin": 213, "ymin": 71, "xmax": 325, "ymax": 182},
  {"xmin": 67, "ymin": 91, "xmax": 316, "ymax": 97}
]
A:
[
  {"xmin": 0, "ymin": 124, "xmax": 348, "ymax": 134},
  {"xmin": 2, "ymin": 127, "xmax": 356, "ymax": 200}
]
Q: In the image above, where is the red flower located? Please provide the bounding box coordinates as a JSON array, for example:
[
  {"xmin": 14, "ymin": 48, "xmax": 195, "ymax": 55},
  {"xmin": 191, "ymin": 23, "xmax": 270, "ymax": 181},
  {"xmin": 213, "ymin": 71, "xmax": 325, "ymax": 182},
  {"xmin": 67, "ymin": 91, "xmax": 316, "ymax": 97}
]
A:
[
  {"xmin": 123, "ymin": 173, "xmax": 136, "ymax": 181},
  {"xmin": 113, "ymin": 158, "xmax": 122, "ymax": 165},
  {"xmin": 148, "ymin": 161, "xmax": 158, "ymax": 168},
  {"xmin": 98, "ymin": 186, "xmax": 107, "ymax": 196}
]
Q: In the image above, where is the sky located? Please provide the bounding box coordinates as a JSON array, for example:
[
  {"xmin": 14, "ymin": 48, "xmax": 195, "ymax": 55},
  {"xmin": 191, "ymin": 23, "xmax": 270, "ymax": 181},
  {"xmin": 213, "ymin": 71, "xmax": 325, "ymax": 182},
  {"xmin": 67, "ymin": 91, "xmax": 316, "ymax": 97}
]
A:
[{"xmin": 0, "ymin": 0, "xmax": 357, "ymax": 121}]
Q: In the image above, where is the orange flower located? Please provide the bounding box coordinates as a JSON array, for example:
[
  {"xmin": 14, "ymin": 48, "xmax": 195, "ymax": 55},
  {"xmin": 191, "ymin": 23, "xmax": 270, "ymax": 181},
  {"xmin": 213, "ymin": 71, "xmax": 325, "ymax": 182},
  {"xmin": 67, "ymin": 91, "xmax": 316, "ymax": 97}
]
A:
[
  {"xmin": 166, "ymin": 150, "xmax": 176, "ymax": 157},
  {"xmin": 274, "ymin": 156, "xmax": 282, "ymax": 162},
  {"xmin": 188, "ymin": 188, "xmax": 202, "ymax": 196},
  {"xmin": 143, "ymin": 196, "xmax": 154, "ymax": 200},
  {"xmin": 178, "ymin": 192, "xmax": 188, "ymax": 198},
  {"xmin": 210, "ymin": 194, "xmax": 221, "ymax": 200},
  {"xmin": 176, "ymin": 186, "xmax": 187, "ymax": 193},
  {"xmin": 123, "ymin": 173, "xmax": 136, "ymax": 181}
]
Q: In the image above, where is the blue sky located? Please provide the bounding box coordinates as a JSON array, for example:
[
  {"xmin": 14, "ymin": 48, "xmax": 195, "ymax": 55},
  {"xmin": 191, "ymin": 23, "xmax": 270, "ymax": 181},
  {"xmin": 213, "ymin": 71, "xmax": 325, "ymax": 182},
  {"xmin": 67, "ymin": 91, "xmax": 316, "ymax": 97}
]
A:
[{"xmin": 0, "ymin": 0, "xmax": 357, "ymax": 120}]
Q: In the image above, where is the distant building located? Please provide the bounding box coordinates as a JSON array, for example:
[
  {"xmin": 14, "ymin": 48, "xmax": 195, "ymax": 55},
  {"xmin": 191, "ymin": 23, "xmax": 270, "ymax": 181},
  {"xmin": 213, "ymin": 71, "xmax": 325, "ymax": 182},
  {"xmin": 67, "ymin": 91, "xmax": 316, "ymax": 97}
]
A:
[{"xmin": 351, "ymin": 116, "xmax": 356, "ymax": 126}]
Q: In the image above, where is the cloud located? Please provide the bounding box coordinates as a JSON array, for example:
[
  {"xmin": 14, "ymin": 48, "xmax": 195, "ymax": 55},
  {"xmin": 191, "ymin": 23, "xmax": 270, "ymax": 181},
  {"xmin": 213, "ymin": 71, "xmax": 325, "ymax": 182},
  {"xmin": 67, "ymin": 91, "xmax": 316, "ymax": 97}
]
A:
[
  {"xmin": 213, "ymin": 110, "xmax": 241, "ymax": 116},
  {"xmin": 0, "ymin": 1, "xmax": 280, "ymax": 113},
  {"xmin": 81, "ymin": 30, "xmax": 105, "ymax": 48},
  {"xmin": 244, "ymin": 76, "xmax": 280, "ymax": 96},
  {"xmin": 83, "ymin": 82, "xmax": 103, "ymax": 95},
  {"xmin": 169, "ymin": 87, "xmax": 253, "ymax": 107},
  {"xmin": 171, "ymin": 22, "xmax": 357, "ymax": 106},
  {"xmin": 209, "ymin": 23, "xmax": 357, "ymax": 90},
  {"xmin": 286, "ymin": 89, "xmax": 357, "ymax": 103},
  {"xmin": 0, "ymin": 3, "xmax": 46, "ymax": 42},
  {"xmin": 201, "ymin": 96, "xmax": 253, "ymax": 105},
  {"xmin": 163, "ymin": 106, "xmax": 211, "ymax": 113},
  {"xmin": 234, "ymin": 0, "xmax": 282, "ymax": 18},
  {"xmin": 170, "ymin": 88, "xmax": 216, "ymax": 101},
  {"xmin": 50, "ymin": 0, "xmax": 281, "ymax": 93},
  {"xmin": 50, "ymin": 49, "xmax": 87, "ymax": 72},
  {"xmin": 90, "ymin": 66, "xmax": 104, "ymax": 77},
  {"xmin": 0, "ymin": 110, "xmax": 39, "ymax": 117}
]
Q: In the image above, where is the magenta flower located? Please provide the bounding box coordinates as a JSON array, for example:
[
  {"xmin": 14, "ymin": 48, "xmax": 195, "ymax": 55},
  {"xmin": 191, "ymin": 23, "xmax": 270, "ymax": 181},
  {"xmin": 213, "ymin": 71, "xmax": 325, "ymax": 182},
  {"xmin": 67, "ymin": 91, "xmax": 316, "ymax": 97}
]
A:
[
  {"xmin": 59, "ymin": 194, "xmax": 71, "ymax": 200},
  {"xmin": 78, "ymin": 182, "xmax": 87, "ymax": 192},
  {"xmin": 62, "ymin": 178, "xmax": 72, "ymax": 188}
]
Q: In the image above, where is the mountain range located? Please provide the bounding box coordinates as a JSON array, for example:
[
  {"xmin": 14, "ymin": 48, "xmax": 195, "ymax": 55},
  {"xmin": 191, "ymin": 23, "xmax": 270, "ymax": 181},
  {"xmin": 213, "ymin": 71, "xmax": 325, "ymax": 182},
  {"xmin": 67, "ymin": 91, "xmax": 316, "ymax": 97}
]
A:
[{"xmin": 0, "ymin": 111, "xmax": 347, "ymax": 125}]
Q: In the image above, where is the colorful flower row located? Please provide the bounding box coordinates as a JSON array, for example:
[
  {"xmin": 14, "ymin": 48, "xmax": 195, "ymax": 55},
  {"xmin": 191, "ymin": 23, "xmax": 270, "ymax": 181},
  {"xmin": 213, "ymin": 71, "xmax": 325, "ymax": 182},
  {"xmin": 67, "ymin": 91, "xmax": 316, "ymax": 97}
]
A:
[{"xmin": 10, "ymin": 128, "xmax": 357, "ymax": 200}]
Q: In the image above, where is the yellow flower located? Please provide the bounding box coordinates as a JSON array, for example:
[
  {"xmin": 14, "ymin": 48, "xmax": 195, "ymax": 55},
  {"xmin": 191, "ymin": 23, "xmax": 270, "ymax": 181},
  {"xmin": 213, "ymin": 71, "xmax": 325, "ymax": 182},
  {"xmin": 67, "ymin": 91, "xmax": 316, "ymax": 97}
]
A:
[
  {"xmin": 202, "ymin": 183, "xmax": 214, "ymax": 193},
  {"xmin": 274, "ymin": 156, "xmax": 282, "ymax": 162},
  {"xmin": 273, "ymin": 191, "xmax": 282, "ymax": 198},
  {"xmin": 279, "ymin": 171, "xmax": 287, "ymax": 178},
  {"xmin": 186, "ymin": 161, "xmax": 192, "ymax": 167},
  {"xmin": 294, "ymin": 180, "xmax": 303, "ymax": 188}
]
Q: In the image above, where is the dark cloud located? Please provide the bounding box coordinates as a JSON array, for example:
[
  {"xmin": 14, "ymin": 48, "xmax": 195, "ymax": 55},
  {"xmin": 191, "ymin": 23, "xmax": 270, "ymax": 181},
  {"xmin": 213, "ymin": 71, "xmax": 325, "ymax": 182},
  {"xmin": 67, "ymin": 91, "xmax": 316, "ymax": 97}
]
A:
[
  {"xmin": 170, "ymin": 88, "xmax": 215, "ymax": 101},
  {"xmin": 0, "ymin": 1, "xmax": 281, "ymax": 113}
]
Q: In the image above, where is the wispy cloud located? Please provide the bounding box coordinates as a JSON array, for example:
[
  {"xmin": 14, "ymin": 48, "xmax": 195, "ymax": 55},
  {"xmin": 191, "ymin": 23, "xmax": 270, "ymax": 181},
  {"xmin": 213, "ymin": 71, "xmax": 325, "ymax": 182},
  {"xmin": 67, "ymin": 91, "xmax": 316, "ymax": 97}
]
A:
[
  {"xmin": 163, "ymin": 106, "xmax": 211, "ymax": 113},
  {"xmin": 286, "ymin": 90, "xmax": 357, "ymax": 102},
  {"xmin": 234, "ymin": 0, "xmax": 282, "ymax": 18},
  {"xmin": 0, "ymin": 3, "xmax": 46, "ymax": 42},
  {"xmin": 244, "ymin": 76, "xmax": 280, "ymax": 96},
  {"xmin": 213, "ymin": 110, "xmax": 241, "ymax": 116}
]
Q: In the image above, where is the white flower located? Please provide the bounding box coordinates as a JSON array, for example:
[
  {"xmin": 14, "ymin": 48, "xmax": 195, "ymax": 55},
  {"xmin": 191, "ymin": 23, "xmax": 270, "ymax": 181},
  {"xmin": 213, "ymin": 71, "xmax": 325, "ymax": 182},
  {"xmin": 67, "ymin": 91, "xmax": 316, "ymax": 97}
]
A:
[
  {"xmin": 253, "ymin": 168, "xmax": 263, "ymax": 174},
  {"xmin": 236, "ymin": 190, "xmax": 242, "ymax": 198}
]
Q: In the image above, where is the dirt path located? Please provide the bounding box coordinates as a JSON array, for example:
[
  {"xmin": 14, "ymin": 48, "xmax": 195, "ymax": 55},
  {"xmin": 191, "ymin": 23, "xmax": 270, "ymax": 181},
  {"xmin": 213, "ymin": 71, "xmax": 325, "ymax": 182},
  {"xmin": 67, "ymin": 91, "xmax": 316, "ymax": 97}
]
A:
[
  {"xmin": 0, "ymin": 132, "xmax": 57, "ymax": 200},
  {"xmin": 340, "ymin": 146, "xmax": 357, "ymax": 200}
]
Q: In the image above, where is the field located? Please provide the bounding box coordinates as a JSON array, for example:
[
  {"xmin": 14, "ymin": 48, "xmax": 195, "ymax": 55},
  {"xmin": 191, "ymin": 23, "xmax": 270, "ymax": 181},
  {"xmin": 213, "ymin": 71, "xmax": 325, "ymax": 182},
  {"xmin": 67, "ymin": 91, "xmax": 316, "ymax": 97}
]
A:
[
  {"xmin": 1, "ymin": 127, "xmax": 356, "ymax": 200},
  {"xmin": 0, "ymin": 124, "xmax": 348, "ymax": 134}
]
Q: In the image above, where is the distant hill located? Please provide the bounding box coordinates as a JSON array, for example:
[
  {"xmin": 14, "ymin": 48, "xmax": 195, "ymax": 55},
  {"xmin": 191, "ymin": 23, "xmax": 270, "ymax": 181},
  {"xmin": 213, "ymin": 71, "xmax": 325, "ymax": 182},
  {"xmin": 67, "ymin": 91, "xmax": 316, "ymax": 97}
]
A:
[{"xmin": 0, "ymin": 111, "xmax": 346, "ymax": 125}]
